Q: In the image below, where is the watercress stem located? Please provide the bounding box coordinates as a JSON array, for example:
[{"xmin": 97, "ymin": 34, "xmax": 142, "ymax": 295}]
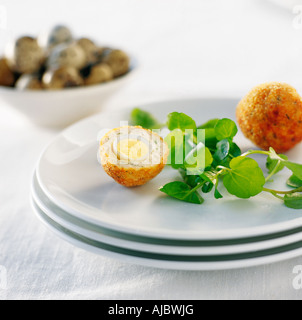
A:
[
  {"xmin": 216, "ymin": 165, "xmax": 230, "ymax": 172},
  {"xmin": 241, "ymin": 150, "xmax": 270, "ymax": 157},
  {"xmin": 263, "ymin": 189, "xmax": 284, "ymax": 201},
  {"xmin": 184, "ymin": 181, "xmax": 206, "ymax": 198},
  {"xmin": 263, "ymin": 186, "xmax": 302, "ymax": 195}
]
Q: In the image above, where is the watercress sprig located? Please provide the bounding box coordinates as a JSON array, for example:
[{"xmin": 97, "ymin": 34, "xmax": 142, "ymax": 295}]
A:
[{"xmin": 131, "ymin": 108, "xmax": 302, "ymax": 209}]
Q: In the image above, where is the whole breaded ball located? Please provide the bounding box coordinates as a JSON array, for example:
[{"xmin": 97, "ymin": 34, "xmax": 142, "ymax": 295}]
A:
[
  {"xmin": 99, "ymin": 126, "xmax": 169, "ymax": 187},
  {"xmin": 236, "ymin": 82, "xmax": 302, "ymax": 153}
]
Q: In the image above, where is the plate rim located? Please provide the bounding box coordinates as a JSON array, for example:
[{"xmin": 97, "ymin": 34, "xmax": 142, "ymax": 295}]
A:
[
  {"xmin": 32, "ymin": 171, "xmax": 302, "ymax": 255},
  {"xmin": 32, "ymin": 197, "xmax": 302, "ymax": 271}
]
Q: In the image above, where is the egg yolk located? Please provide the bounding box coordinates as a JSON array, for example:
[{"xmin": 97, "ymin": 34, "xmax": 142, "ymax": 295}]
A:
[{"xmin": 117, "ymin": 139, "xmax": 149, "ymax": 160}]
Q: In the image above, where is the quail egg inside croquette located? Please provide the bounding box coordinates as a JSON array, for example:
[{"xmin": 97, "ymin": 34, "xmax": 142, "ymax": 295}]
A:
[
  {"xmin": 99, "ymin": 126, "xmax": 169, "ymax": 187},
  {"xmin": 236, "ymin": 82, "xmax": 302, "ymax": 153},
  {"xmin": 114, "ymin": 136, "xmax": 150, "ymax": 161}
]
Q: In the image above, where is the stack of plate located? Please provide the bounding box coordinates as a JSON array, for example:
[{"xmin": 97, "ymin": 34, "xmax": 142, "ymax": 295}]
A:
[{"xmin": 31, "ymin": 99, "xmax": 302, "ymax": 270}]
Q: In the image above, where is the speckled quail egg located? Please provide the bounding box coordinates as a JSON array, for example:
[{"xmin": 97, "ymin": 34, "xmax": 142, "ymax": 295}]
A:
[
  {"xmin": 46, "ymin": 43, "xmax": 87, "ymax": 70},
  {"xmin": 15, "ymin": 74, "xmax": 43, "ymax": 90},
  {"xmin": 42, "ymin": 66, "xmax": 84, "ymax": 89},
  {"xmin": 5, "ymin": 36, "xmax": 45, "ymax": 74},
  {"xmin": 76, "ymin": 38, "xmax": 101, "ymax": 64},
  {"xmin": 102, "ymin": 49, "xmax": 130, "ymax": 77},
  {"xmin": 85, "ymin": 63, "xmax": 113, "ymax": 86},
  {"xmin": 0, "ymin": 58, "xmax": 15, "ymax": 87},
  {"xmin": 39, "ymin": 25, "xmax": 73, "ymax": 49}
]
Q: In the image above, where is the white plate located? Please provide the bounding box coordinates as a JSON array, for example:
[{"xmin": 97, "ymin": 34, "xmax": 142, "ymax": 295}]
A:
[
  {"xmin": 32, "ymin": 198, "xmax": 302, "ymax": 271},
  {"xmin": 36, "ymin": 98, "xmax": 302, "ymax": 240},
  {"xmin": 32, "ymin": 172, "xmax": 302, "ymax": 256}
]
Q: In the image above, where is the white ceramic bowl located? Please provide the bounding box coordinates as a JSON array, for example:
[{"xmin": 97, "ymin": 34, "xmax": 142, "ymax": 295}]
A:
[{"xmin": 0, "ymin": 57, "xmax": 137, "ymax": 128}]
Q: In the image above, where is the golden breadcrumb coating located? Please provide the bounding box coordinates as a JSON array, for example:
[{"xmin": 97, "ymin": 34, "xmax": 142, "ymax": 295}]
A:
[
  {"xmin": 100, "ymin": 126, "xmax": 169, "ymax": 187},
  {"xmin": 236, "ymin": 82, "xmax": 302, "ymax": 153},
  {"xmin": 101, "ymin": 161, "xmax": 167, "ymax": 187}
]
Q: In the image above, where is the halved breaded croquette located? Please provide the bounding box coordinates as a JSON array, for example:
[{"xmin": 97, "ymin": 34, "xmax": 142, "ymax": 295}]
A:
[
  {"xmin": 99, "ymin": 126, "xmax": 169, "ymax": 187},
  {"xmin": 236, "ymin": 82, "xmax": 302, "ymax": 153}
]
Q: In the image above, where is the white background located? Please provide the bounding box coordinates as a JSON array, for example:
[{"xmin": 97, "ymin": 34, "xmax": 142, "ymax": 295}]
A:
[{"xmin": 1, "ymin": 0, "xmax": 302, "ymax": 300}]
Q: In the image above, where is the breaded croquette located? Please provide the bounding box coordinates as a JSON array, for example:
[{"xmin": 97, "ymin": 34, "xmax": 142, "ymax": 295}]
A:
[
  {"xmin": 99, "ymin": 126, "xmax": 169, "ymax": 187},
  {"xmin": 236, "ymin": 82, "xmax": 302, "ymax": 153}
]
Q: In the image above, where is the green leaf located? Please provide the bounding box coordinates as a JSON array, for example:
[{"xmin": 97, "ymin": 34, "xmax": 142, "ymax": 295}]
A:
[
  {"xmin": 202, "ymin": 148, "xmax": 214, "ymax": 168},
  {"xmin": 284, "ymin": 193, "xmax": 302, "ymax": 209},
  {"xmin": 178, "ymin": 168, "xmax": 203, "ymax": 188},
  {"xmin": 198, "ymin": 119, "xmax": 219, "ymax": 129},
  {"xmin": 223, "ymin": 157, "xmax": 266, "ymax": 199},
  {"xmin": 202, "ymin": 182, "xmax": 214, "ymax": 193},
  {"xmin": 266, "ymin": 154, "xmax": 288, "ymax": 174},
  {"xmin": 160, "ymin": 181, "xmax": 204, "ymax": 204},
  {"xmin": 229, "ymin": 142, "xmax": 242, "ymax": 158},
  {"xmin": 213, "ymin": 140, "xmax": 241, "ymax": 168},
  {"xmin": 164, "ymin": 129, "xmax": 185, "ymax": 169},
  {"xmin": 167, "ymin": 112, "xmax": 197, "ymax": 132},
  {"xmin": 214, "ymin": 119, "xmax": 238, "ymax": 141},
  {"xmin": 213, "ymin": 179, "xmax": 223, "ymax": 199},
  {"xmin": 214, "ymin": 139, "xmax": 230, "ymax": 162},
  {"xmin": 131, "ymin": 108, "xmax": 162, "ymax": 129},
  {"xmin": 184, "ymin": 132, "xmax": 196, "ymax": 158},
  {"xmin": 185, "ymin": 144, "xmax": 213, "ymax": 175},
  {"xmin": 287, "ymin": 175, "xmax": 302, "ymax": 188},
  {"xmin": 203, "ymin": 128, "xmax": 218, "ymax": 150},
  {"xmin": 267, "ymin": 148, "xmax": 302, "ymax": 180},
  {"xmin": 214, "ymin": 187, "xmax": 223, "ymax": 199},
  {"xmin": 197, "ymin": 119, "xmax": 220, "ymax": 150},
  {"xmin": 284, "ymin": 162, "xmax": 302, "ymax": 181}
]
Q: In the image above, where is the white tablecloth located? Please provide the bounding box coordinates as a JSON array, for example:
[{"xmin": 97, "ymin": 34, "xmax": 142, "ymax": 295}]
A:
[{"xmin": 1, "ymin": 0, "xmax": 302, "ymax": 300}]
